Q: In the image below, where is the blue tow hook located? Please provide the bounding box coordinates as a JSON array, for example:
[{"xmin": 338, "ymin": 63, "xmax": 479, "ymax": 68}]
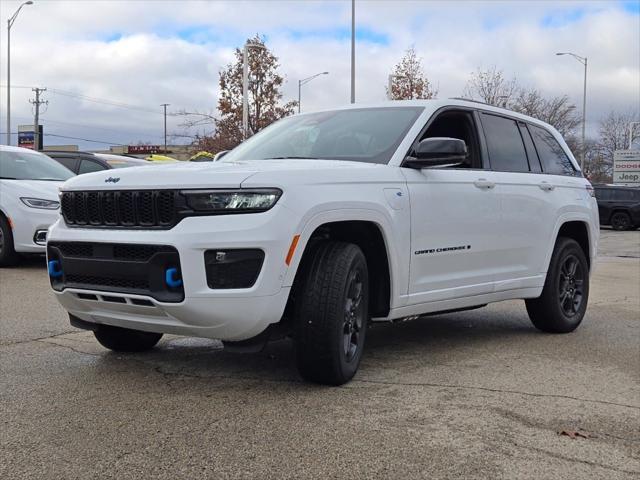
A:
[
  {"xmin": 165, "ymin": 268, "xmax": 183, "ymax": 288},
  {"xmin": 48, "ymin": 260, "xmax": 63, "ymax": 278}
]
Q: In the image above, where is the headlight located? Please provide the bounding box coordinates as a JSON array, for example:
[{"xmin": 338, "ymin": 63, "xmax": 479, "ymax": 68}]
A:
[
  {"xmin": 181, "ymin": 189, "xmax": 282, "ymax": 213},
  {"xmin": 20, "ymin": 197, "xmax": 60, "ymax": 210}
]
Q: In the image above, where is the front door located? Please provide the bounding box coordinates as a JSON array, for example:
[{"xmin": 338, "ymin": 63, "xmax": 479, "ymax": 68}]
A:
[{"xmin": 403, "ymin": 109, "xmax": 500, "ymax": 305}]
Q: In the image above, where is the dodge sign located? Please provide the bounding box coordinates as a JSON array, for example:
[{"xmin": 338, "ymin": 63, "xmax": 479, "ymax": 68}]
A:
[{"xmin": 613, "ymin": 150, "xmax": 640, "ymax": 185}]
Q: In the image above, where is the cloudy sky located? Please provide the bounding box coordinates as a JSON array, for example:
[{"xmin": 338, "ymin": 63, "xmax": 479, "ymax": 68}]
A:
[{"xmin": 0, "ymin": 0, "xmax": 638, "ymax": 150}]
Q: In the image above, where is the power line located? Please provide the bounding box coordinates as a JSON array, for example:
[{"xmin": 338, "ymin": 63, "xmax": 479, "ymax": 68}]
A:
[
  {"xmin": 43, "ymin": 133, "xmax": 128, "ymax": 146},
  {"xmin": 0, "ymin": 84, "xmax": 171, "ymax": 115},
  {"xmin": 48, "ymin": 88, "xmax": 168, "ymax": 115}
]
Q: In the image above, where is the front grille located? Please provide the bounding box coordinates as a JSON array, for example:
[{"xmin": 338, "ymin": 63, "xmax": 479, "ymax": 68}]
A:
[
  {"xmin": 56, "ymin": 242, "xmax": 94, "ymax": 258},
  {"xmin": 65, "ymin": 274, "xmax": 150, "ymax": 290},
  {"xmin": 47, "ymin": 242, "xmax": 183, "ymax": 302},
  {"xmin": 60, "ymin": 190, "xmax": 179, "ymax": 229},
  {"xmin": 51, "ymin": 242, "xmax": 166, "ymax": 262}
]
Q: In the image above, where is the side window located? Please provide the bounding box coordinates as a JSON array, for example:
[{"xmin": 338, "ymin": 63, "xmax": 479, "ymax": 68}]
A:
[
  {"xmin": 419, "ymin": 110, "xmax": 482, "ymax": 168},
  {"xmin": 78, "ymin": 159, "xmax": 105, "ymax": 174},
  {"xmin": 529, "ymin": 125, "xmax": 576, "ymax": 176},
  {"xmin": 519, "ymin": 123, "xmax": 542, "ymax": 173},
  {"xmin": 54, "ymin": 156, "xmax": 78, "ymax": 173},
  {"xmin": 480, "ymin": 113, "xmax": 529, "ymax": 172},
  {"xmin": 594, "ymin": 188, "xmax": 608, "ymax": 201},
  {"xmin": 616, "ymin": 189, "xmax": 636, "ymax": 201}
]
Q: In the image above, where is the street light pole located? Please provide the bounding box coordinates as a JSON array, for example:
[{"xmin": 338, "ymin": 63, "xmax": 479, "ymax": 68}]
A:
[
  {"xmin": 6, "ymin": 1, "xmax": 33, "ymax": 146},
  {"xmin": 298, "ymin": 72, "xmax": 329, "ymax": 113},
  {"xmin": 350, "ymin": 0, "xmax": 355, "ymax": 104},
  {"xmin": 556, "ymin": 52, "xmax": 588, "ymax": 171},
  {"xmin": 242, "ymin": 42, "xmax": 265, "ymax": 140},
  {"xmin": 160, "ymin": 103, "xmax": 169, "ymax": 153}
]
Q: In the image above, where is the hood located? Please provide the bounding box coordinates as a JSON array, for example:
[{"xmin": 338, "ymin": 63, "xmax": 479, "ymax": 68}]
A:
[
  {"xmin": 0, "ymin": 179, "xmax": 63, "ymax": 200},
  {"xmin": 59, "ymin": 159, "xmax": 384, "ymax": 191},
  {"xmin": 61, "ymin": 161, "xmax": 260, "ymax": 190}
]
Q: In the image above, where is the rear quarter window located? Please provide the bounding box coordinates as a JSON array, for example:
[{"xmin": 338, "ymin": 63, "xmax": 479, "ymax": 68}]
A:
[{"xmin": 529, "ymin": 125, "xmax": 577, "ymax": 176}]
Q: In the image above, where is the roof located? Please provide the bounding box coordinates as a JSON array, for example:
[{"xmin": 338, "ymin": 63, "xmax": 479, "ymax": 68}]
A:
[
  {"xmin": 304, "ymin": 98, "xmax": 556, "ymax": 131},
  {"xmin": 0, "ymin": 145, "xmax": 49, "ymax": 154}
]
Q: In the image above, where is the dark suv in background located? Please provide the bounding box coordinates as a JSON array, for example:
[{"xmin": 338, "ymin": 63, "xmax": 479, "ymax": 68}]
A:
[
  {"xmin": 593, "ymin": 185, "xmax": 640, "ymax": 230},
  {"xmin": 43, "ymin": 151, "xmax": 151, "ymax": 175}
]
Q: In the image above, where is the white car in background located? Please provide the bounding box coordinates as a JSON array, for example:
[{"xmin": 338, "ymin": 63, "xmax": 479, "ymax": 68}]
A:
[{"xmin": 0, "ymin": 145, "xmax": 74, "ymax": 266}]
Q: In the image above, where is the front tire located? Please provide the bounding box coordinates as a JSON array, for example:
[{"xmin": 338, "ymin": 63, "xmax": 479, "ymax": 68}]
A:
[
  {"xmin": 526, "ymin": 237, "xmax": 589, "ymax": 333},
  {"xmin": 0, "ymin": 216, "xmax": 19, "ymax": 267},
  {"xmin": 294, "ymin": 241, "xmax": 369, "ymax": 385},
  {"xmin": 94, "ymin": 324, "xmax": 163, "ymax": 352},
  {"xmin": 611, "ymin": 211, "xmax": 631, "ymax": 231}
]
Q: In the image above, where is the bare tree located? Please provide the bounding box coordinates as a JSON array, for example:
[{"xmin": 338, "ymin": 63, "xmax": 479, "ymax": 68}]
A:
[
  {"xmin": 598, "ymin": 110, "xmax": 640, "ymax": 159},
  {"xmin": 510, "ymin": 89, "xmax": 581, "ymax": 138},
  {"xmin": 583, "ymin": 138, "xmax": 611, "ymax": 183},
  {"xmin": 463, "ymin": 66, "xmax": 517, "ymax": 106},
  {"xmin": 386, "ymin": 46, "xmax": 437, "ymax": 100}
]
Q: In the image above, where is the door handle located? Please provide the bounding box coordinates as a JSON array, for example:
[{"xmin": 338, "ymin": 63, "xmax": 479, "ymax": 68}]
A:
[
  {"xmin": 474, "ymin": 179, "xmax": 495, "ymax": 189},
  {"xmin": 539, "ymin": 181, "xmax": 555, "ymax": 191}
]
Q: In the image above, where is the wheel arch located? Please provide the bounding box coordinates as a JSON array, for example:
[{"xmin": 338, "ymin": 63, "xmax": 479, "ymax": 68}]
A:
[
  {"xmin": 288, "ymin": 218, "xmax": 394, "ymax": 318},
  {"xmin": 552, "ymin": 220, "xmax": 592, "ymax": 270}
]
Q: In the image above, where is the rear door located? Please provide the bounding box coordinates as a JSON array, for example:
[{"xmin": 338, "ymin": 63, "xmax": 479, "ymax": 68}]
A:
[{"xmin": 479, "ymin": 113, "xmax": 557, "ymax": 289}]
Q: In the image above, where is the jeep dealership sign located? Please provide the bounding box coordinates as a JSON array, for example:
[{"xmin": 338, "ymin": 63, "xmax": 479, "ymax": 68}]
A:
[{"xmin": 613, "ymin": 150, "xmax": 640, "ymax": 185}]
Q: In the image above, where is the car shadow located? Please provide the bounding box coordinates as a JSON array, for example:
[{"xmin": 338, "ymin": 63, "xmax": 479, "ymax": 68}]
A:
[
  {"xmin": 92, "ymin": 306, "xmax": 541, "ymax": 387},
  {"xmin": 14, "ymin": 254, "xmax": 47, "ymax": 269}
]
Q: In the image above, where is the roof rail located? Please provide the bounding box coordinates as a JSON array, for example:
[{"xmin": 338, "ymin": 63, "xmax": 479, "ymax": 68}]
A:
[{"xmin": 449, "ymin": 97, "xmax": 501, "ymax": 107}]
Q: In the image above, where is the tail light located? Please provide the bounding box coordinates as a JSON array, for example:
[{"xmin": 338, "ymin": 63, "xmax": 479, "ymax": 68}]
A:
[{"xmin": 585, "ymin": 184, "xmax": 595, "ymax": 197}]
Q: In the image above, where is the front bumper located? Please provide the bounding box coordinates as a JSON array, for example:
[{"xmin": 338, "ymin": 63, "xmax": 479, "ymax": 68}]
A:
[
  {"xmin": 11, "ymin": 205, "xmax": 61, "ymax": 253},
  {"xmin": 47, "ymin": 205, "xmax": 298, "ymax": 341}
]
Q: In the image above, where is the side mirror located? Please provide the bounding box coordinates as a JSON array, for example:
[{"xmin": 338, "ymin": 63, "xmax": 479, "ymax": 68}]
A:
[
  {"xmin": 404, "ymin": 137, "xmax": 467, "ymax": 169},
  {"xmin": 213, "ymin": 150, "xmax": 229, "ymax": 161}
]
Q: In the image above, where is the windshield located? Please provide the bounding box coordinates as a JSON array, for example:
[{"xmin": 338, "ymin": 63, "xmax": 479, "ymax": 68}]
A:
[
  {"xmin": 0, "ymin": 150, "xmax": 75, "ymax": 181},
  {"xmin": 222, "ymin": 107, "xmax": 423, "ymax": 165}
]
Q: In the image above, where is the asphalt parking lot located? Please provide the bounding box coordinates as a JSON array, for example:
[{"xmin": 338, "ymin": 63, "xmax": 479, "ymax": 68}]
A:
[{"xmin": 1, "ymin": 230, "xmax": 638, "ymax": 479}]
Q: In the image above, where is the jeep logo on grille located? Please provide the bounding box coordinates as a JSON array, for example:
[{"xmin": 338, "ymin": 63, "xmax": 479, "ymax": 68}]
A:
[{"xmin": 104, "ymin": 177, "xmax": 120, "ymax": 184}]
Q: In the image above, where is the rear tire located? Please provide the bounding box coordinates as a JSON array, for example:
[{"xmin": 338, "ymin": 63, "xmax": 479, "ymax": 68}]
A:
[
  {"xmin": 294, "ymin": 241, "xmax": 369, "ymax": 385},
  {"xmin": 0, "ymin": 216, "xmax": 19, "ymax": 267},
  {"xmin": 526, "ymin": 237, "xmax": 589, "ymax": 333},
  {"xmin": 94, "ymin": 324, "xmax": 163, "ymax": 352},
  {"xmin": 611, "ymin": 211, "xmax": 631, "ymax": 231}
]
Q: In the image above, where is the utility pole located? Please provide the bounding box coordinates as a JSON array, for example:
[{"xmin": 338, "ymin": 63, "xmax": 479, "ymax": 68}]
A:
[
  {"xmin": 29, "ymin": 87, "xmax": 47, "ymax": 151},
  {"xmin": 350, "ymin": 0, "xmax": 355, "ymax": 104},
  {"xmin": 160, "ymin": 103, "xmax": 169, "ymax": 153}
]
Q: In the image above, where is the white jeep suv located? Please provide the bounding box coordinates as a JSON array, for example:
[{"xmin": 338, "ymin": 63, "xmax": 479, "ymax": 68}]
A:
[
  {"xmin": 0, "ymin": 145, "xmax": 74, "ymax": 266},
  {"xmin": 47, "ymin": 99, "xmax": 599, "ymax": 385}
]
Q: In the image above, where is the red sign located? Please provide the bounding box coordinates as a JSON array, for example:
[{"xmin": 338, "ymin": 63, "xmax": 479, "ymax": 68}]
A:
[{"xmin": 127, "ymin": 145, "xmax": 163, "ymax": 154}]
